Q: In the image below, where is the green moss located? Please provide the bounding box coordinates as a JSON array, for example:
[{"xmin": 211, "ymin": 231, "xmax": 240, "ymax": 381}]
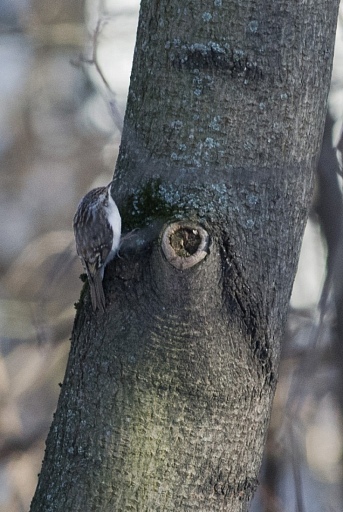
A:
[{"xmin": 121, "ymin": 179, "xmax": 180, "ymax": 230}]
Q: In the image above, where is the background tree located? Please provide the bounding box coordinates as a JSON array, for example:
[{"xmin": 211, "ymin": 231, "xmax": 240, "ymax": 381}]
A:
[{"xmin": 29, "ymin": 1, "xmax": 339, "ymax": 511}]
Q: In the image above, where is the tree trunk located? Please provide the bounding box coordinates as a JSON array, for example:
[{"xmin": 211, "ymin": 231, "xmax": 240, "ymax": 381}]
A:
[{"xmin": 30, "ymin": 1, "xmax": 339, "ymax": 511}]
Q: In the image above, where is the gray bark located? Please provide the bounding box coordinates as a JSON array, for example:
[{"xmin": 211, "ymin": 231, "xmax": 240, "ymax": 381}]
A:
[{"xmin": 30, "ymin": 1, "xmax": 339, "ymax": 511}]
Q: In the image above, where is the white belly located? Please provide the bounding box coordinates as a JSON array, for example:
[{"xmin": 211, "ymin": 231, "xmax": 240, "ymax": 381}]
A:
[{"xmin": 105, "ymin": 192, "xmax": 121, "ymax": 266}]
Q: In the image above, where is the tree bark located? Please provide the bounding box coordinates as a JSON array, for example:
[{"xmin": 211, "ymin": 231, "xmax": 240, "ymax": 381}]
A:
[{"xmin": 30, "ymin": 1, "xmax": 339, "ymax": 511}]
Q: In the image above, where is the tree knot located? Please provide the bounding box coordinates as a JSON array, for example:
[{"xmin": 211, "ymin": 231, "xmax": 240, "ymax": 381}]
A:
[{"xmin": 161, "ymin": 221, "xmax": 209, "ymax": 270}]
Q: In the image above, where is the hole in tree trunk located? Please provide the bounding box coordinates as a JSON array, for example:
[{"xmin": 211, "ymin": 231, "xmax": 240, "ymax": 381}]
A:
[{"xmin": 161, "ymin": 221, "xmax": 209, "ymax": 270}]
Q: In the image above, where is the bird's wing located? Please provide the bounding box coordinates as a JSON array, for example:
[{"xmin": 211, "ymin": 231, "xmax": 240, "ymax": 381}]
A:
[{"xmin": 75, "ymin": 209, "xmax": 114, "ymax": 275}]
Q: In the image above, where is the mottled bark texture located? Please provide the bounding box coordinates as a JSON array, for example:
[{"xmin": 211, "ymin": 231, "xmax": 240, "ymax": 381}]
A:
[{"xmin": 30, "ymin": 1, "xmax": 339, "ymax": 511}]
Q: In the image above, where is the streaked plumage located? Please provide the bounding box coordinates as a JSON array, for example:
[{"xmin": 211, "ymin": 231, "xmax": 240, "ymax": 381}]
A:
[{"xmin": 73, "ymin": 183, "xmax": 121, "ymax": 313}]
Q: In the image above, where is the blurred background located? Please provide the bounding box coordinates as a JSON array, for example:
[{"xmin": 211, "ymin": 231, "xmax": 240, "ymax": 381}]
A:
[{"xmin": 0, "ymin": 1, "xmax": 343, "ymax": 511}]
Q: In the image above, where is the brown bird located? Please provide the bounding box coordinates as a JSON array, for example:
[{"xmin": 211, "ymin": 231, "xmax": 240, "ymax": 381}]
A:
[{"xmin": 73, "ymin": 182, "xmax": 121, "ymax": 312}]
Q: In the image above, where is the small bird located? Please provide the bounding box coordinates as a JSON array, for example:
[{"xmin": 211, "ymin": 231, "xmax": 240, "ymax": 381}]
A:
[{"xmin": 73, "ymin": 182, "xmax": 121, "ymax": 313}]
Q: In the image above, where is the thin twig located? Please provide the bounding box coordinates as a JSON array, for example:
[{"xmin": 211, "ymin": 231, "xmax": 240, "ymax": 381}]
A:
[{"xmin": 73, "ymin": 17, "xmax": 124, "ymax": 133}]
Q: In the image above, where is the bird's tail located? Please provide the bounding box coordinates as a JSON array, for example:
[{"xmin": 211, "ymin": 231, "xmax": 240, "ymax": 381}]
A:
[{"xmin": 88, "ymin": 271, "xmax": 106, "ymax": 313}]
